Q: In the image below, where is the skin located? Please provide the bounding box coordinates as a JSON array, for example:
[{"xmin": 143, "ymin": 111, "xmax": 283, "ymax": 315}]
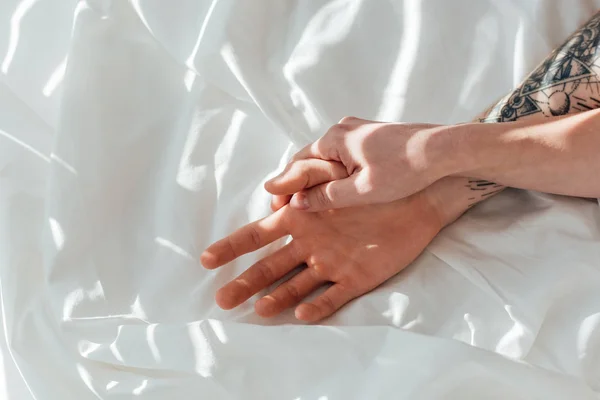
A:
[
  {"xmin": 267, "ymin": 109, "xmax": 600, "ymax": 213},
  {"xmin": 265, "ymin": 118, "xmax": 454, "ymax": 211},
  {"xmin": 201, "ymin": 187, "xmax": 443, "ymax": 322},
  {"xmin": 269, "ymin": 11, "xmax": 600, "ymax": 213},
  {"xmin": 451, "ymin": 109, "xmax": 600, "ymax": 198},
  {"xmin": 202, "ymin": 11, "xmax": 600, "ymax": 321}
]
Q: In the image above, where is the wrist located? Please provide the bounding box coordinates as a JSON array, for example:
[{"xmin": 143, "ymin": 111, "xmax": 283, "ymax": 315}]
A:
[
  {"xmin": 448, "ymin": 120, "xmax": 529, "ymax": 182},
  {"xmin": 445, "ymin": 122, "xmax": 489, "ymax": 178},
  {"xmin": 422, "ymin": 123, "xmax": 479, "ymax": 182},
  {"xmin": 421, "ymin": 177, "xmax": 473, "ymax": 228}
]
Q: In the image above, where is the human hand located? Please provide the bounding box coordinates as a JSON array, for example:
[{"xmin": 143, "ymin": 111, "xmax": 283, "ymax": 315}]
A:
[
  {"xmin": 265, "ymin": 116, "xmax": 456, "ymax": 212},
  {"xmin": 201, "ymin": 187, "xmax": 444, "ymax": 322}
]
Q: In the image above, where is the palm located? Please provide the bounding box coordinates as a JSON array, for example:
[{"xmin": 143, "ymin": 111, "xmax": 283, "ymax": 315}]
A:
[{"xmin": 201, "ymin": 192, "xmax": 441, "ymax": 322}]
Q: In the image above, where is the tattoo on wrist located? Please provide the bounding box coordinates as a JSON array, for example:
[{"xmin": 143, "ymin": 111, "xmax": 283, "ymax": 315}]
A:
[{"xmin": 466, "ymin": 180, "xmax": 505, "ymax": 206}]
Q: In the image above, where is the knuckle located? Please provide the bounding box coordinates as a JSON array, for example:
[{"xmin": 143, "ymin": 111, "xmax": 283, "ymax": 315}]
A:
[
  {"xmin": 248, "ymin": 226, "xmax": 261, "ymax": 247},
  {"xmin": 287, "ymin": 160, "xmax": 300, "ymax": 173},
  {"xmin": 319, "ymin": 294, "xmax": 336, "ymax": 313},
  {"xmin": 338, "ymin": 116, "xmax": 357, "ymax": 124},
  {"xmin": 253, "ymin": 260, "xmax": 275, "ymax": 283},
  {"xmin": 331, "ymin": 162, "xmax": 349, "ymax": 180},
  {"xmin": 225, "ymin": 237, "xmax": 239, "ymax": 258},
  {"xmin": 328, "ymin": 124, "xmax": 350, "ymax": 139},
  {"xmin": 283, "ymin": 284, "xmax": 301, "ymax": 303},
  {"xmin": 327, "ymin": 145, "xmax": 341, "ymax": 161},
  {"xmin": 281, "ymin": 161, "xmax": 295, "ymax": 176},
  {"xmin": 289, "ymin": 162, "xmax": 310, "ymax": 186},
  {"xmin": 334, "ymin": 123, "xmax": 351, "ymax": 133},
  {"xmin": 309, "ymin": 262, "xmax": 327, "ymax": 280},
  {"xmin": 300, "ymin": 167, "xmax": 312, "ymax": 188},
  {"xmin": 312, "ymin": 187, "xmax": 330, "ymax": 208},
  {"xmin": 307, "ymin": 253, "xmax": 329, "ymax": 279},
  {"xmin": 320, "ymin": 130, "xmax": 346, "ymax": 161}
]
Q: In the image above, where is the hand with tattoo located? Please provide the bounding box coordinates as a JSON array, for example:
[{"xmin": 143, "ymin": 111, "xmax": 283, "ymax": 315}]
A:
[
  {"xmin": 204, "ymin": 11, "xmax": 600, "ymax": 320},
  {"xmin": 268, "ymin": 11, "xmax": 600, "ymax": 210}
]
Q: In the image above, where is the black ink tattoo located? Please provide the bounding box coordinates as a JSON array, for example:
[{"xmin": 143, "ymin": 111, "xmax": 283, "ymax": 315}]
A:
[
  {"xmin": 467, "ymin": 12, "xmax": 600, "ymax": 206},
  {"xmin": 481, "ymin": 12, "xmax": 600, "ymax": 123},
  {"xmin": 466, "ymin": 179, "xmax": 505, "ymax": 202}
]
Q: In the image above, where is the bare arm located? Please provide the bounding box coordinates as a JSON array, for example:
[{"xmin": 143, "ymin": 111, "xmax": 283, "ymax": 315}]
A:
[
  {"xmin": 266, "ymin": 12, "xmax": 600, "ymax": 216},
  {"xmin": 430, "ymin": 11, "xmax": 600, "ymax": 224},
  {"xmin": 448, "ymin": 110, "xmax": 600, "ymax": 196},
  {"xmin": 203, "ymin": 11, "xmax": 600, "ymax": 321}
]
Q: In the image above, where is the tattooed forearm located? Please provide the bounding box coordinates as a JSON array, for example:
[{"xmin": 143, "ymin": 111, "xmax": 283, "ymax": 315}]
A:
[
  {"xmin": 482, "ymin": 12, "xmax": 600, "ymax": 123},
  {"xmin": 465, "ymin": 11, "xmax": 600, "ymax": 206}
]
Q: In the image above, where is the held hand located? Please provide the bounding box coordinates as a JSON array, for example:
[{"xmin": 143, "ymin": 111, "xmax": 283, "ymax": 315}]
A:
[
  {"xmin": 201, "ymin": 188, "xmax": 443, "ymax": 322},
  {"xmin": 266, "ymin": 116, "xmax": 455, "ymax": 212}
]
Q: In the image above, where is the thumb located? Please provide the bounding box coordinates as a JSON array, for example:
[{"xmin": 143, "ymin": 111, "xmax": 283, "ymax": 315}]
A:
[
  {"xmin": 270, "ymin": 194, "xmax": 292, "ymax": 212},
  {"xmin": 265, "ymin": 159, "xmax": 348, "ymax": 195},
  {"xmin": 289, "ymin": 173, "xmax": 372, "ymax": 211}
]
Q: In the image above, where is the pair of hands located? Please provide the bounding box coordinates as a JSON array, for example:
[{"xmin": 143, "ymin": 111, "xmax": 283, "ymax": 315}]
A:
[
  {"xmin": 201, "ymin": 117, "xmax": 454, "ymax": 322},
  {"xmin": 267, "ymin": 116, "xmax": 453, "ymax": 212}
]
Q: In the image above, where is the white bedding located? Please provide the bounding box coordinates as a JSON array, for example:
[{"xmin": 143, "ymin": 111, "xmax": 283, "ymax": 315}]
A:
[{"xmin": 2, "ymin": 0, "xmax": 600, "ymax": 398}]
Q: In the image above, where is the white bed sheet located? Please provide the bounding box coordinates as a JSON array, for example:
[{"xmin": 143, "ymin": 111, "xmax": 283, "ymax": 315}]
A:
[{"xmin": 2, "ymin": 0, "xmax": 600, "ymax": 398}]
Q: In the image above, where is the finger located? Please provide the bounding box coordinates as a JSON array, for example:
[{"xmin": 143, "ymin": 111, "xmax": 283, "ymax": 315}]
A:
[
  {"xmin": 255, "ymin": 268, "xmax": 324, "ymax": 317},
  {"xmin": 338, "ymin": 116, "xmax": 376, "ymax": 124},
  {"xmin": 289, "ymin": 140, "xmax": 330, "ymax": 162},
  {"xmin": 216, "ymin": 242, "xmax": 305, "ymax": 310},
  {"xmin": 338, "ymin": 116, "xmax": 360, "ymax": 124},
  {"xmin": 289, "ymin": 117, "xmax": 369, "ymax": 163},
  {"xmin": 265, "ymin": 159, "xmax": 348, "ymax": 195},
  {"xmin": 289, "ymin": 173, "xmax": 372, "ymax": 211},
  {"xmin": 290, "ymin": 117, "xmax": 368, "ymax": 162},
  {"xmin": 295, "ymin": 283, "xmax": 356, "ymax": 322},
  {"xmin": 200, "ymin": 208, "xmax": 287, "ymax": 269},
  {"xmin": 271, "ymin": 194, "xmax": 292, "ymax": 212}
]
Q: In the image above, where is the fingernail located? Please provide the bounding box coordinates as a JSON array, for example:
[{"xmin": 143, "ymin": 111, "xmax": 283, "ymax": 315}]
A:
[
  {"xmin": 294, "ymin": 307, "xmax": 305, "ymax": 320},
  {"xmin": 199, "ymin": 251, "xmax": 217, "ymax": 269},
  {"xmin": 292, "ymin": 193, "xmax": 310, "ymax": 210}
]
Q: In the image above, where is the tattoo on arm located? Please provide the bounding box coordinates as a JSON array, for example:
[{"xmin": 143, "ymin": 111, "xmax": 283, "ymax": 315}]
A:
[
  {"xmin": 482, "ymin": 12, "xmax": 600, "ymax": 122},
  {"xmin": 465, "ymin": 180, "xmax": 505, "ymax": 207},
  {"xmin": 466, "ymin": 11, "xmax": 600, "ymax": 206}
]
